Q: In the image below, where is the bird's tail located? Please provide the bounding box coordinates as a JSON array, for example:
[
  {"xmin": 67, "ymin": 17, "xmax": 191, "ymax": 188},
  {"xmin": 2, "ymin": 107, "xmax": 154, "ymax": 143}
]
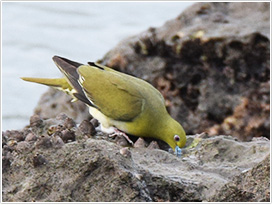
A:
[
  {"xmin": 21, "ymin": 77, "xmax": 77, "ymax": 100},
  {"xmin": 21, "ymin": 56, "xmax": 94, "ymax": 106}
]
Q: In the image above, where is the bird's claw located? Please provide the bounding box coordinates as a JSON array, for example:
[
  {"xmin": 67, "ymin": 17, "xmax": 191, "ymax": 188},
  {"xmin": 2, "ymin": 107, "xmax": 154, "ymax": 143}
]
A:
[{"xmin": 109, "ymin": 129, "xmax": 134, "ymax": 145}]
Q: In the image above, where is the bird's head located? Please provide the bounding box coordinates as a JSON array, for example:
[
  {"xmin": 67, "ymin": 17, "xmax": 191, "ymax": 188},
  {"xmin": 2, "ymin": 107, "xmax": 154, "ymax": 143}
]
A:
[{"xmin": 162, "ymin": 117, "xmax": 186, "ymax": 157}]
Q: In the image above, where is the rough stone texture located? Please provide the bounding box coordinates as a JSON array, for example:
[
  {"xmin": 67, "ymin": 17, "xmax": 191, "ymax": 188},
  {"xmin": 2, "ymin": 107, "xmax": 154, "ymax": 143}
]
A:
[
  {"xmin": 34, "ymin": 88, "xmax": 92, "ymax": 123},
  {"xmin": 210, "ymin": 152, "xmax": 270, "ymax": 202},
  {"xmin": 3, "ymin": 2, "xmax": 270, "ymax": 202},
  {"xmin": 2, "ymin": 114, "xmax": 270, "ymax": 202},
  {"xmin": 100, "ymin": 2, "xmax": 270, "ymax": 141},
  {"xmin": 33, "ymin": 2, "xmax": 270, "ymax": 141}
]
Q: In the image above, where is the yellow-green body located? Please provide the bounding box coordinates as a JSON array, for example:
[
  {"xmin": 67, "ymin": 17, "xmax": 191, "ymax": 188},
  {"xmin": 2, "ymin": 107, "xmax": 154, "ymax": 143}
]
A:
[{"xmin": 22, "ymin": 56, "xmax": 186, "ymax": 150}]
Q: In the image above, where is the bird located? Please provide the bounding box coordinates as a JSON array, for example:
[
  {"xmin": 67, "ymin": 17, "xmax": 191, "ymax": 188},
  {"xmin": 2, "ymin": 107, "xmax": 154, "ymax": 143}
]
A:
[{"xmin": 21, "ymin": 56, "xmax": 186, "ymax": 156}]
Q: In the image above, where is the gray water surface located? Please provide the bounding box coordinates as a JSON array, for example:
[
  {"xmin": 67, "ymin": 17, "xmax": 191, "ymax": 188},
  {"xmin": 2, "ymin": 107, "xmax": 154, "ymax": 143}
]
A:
[{"xmin": 2, "ymin": 2, "xmax": 194, "ymax": 131}]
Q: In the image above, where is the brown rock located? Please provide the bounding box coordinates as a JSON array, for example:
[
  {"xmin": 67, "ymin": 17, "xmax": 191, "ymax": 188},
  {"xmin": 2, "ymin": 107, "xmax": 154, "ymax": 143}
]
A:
[
  {"xmin": 25, "ymin": 132, "xmax": 37, "ymax": 142},
  {"xmin": 78, "ymin": 120, "xmax": 96, "ymax": 136},
  {"xmin": 2, "ymin": 135, "xmax": 270, "ymax": 202},
  {"xmin": 60, "ymin": 130, "xmax": 76, "ymax": 143},
  {"xmin": 209, "ymin": 154, "xmax": 270, "ymax": 202},
  {"xmin": 34, "ymin": 88, "xmax": 91, "ymax": 124},
  {"xmin": 90, "ymin": 118, "xmax": 99, "ymax": 128},
  {"xmin": 30, "ymin": 114, "xmax": 43, "ymax": 128},
  {"xmin": 147, "ymin": 141, "xmax": 160, "ymax": 149},
  {"xmin": 115, "ymin": 135, "xmax": 129, "ymax": 147},
  {"xmin": 101, "ymin": 2, "xmax": 270, "ymax": 141},
  {"xmin": 134, "ymin": 138, "xmax": 147, "ymax": 148},
  {"xmin": 33, "ymin": 154, "xmax": 47, "ymax": 168},
  {"xmin": 35, "ymin": 135, "xmax": 52, "ymax": 149}
]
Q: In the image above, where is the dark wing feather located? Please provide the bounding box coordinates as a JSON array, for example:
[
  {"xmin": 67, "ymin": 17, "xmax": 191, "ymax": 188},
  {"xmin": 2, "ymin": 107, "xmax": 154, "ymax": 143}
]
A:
[{"xmin": 52, "ymin": 56, "xmax": 94, "ymax": 107}]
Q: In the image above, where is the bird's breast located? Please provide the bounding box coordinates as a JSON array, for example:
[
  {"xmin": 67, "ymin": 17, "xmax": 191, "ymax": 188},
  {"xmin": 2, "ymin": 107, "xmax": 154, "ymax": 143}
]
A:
[{"xmin": 88, "ymin": 106, "xmax": 111, "ymax": 128}]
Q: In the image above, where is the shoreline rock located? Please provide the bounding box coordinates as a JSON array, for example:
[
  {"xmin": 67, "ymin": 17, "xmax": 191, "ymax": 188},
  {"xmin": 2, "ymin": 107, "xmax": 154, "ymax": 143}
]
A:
[
  {"xmin": 33, "ymin": 2, "xmax": 269, "ymax": 141},
  {"xmin": 3, "ymin": 2, "xmax": 270, "ymax": 202},
  {"xmin": 101, "ymin": 2, "xmax": 270, "ymax": 141},
  {"xmin": 2, "ymin": 113, "xmax": 270, "ymax": 202}
]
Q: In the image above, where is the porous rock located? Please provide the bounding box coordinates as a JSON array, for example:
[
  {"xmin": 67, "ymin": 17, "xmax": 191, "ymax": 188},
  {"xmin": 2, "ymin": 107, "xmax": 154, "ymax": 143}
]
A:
[
  {"xmin": 2, "ymin": 131, "xmax": 269, "ymax": 202},
  {"xmin": 3, "ymin": 2, "xmax": 270, "ymax": 202},
  {"xmin": 32, "ymin": 2, "xmax": 269, "ymax": 141},
  {"xmin": 34, "ymin": 88, "xmax": 91, "ymax": 124},
  {"xmin": 100, "ymin": 2, "xmax": 270, "ymax": 141}
]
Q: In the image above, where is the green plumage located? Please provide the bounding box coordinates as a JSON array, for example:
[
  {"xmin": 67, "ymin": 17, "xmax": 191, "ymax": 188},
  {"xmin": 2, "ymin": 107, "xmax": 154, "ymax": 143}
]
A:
[{"xmin": 22, "ymin": 56, "xmax": 186, "ymax": 151}]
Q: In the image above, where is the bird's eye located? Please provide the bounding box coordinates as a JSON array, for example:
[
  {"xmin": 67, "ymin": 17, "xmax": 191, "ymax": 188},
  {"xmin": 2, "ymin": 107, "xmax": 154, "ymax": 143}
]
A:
[{"xmin": 174, "ymin": 135, "xmax": 180, "ymax": 142}]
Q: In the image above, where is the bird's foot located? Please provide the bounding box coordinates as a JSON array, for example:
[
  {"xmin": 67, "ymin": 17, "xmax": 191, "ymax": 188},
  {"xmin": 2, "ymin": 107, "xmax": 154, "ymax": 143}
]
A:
[{"xmin": 109, "ymin": 129, "xmax": 134, "ymax": 145}]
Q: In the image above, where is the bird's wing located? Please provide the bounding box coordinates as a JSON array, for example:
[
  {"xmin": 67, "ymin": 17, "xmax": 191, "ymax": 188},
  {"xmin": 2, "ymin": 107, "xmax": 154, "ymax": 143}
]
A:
[{"xmin": 78, "ymin": 64, "xmax": 145, "ymax": 122}]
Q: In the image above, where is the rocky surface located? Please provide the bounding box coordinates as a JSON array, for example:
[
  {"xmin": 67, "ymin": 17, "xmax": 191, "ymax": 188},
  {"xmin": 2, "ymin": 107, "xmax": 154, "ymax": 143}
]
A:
[
  {"xmin": 34, "ymin": 88, "xmax": 92, "ymax": 124},
  {"xmin": 3, "ymin": 2, "xmax": 270, "ymax": 202},
  {"xmin": 34, "ymin": 2, "xmax": 270, "ymax": 141},
  {"xmin": 2, "ymin": 114, "xmax": 270, "ymax": 202},
  {"xmin": 210, "ymin": 153, "xmax": 270, "ymax": 202},
  {"xmin": 101, "ymin": 2, "xmax": 270, "ymax": 141}
]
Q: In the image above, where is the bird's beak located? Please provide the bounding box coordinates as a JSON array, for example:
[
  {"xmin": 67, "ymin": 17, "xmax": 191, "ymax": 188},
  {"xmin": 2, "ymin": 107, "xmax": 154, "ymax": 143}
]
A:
[{"xmin": 175, "ymin": 146, "xmax": 182, "ymax": 157}]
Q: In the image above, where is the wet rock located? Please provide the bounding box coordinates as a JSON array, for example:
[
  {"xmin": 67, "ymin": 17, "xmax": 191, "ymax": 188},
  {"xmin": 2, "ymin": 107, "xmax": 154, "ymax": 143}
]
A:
[
  {"xmin": 55, "ymin": 113, "xmax": 69, "ymax": 121},
  {"xmin": 2, "ymin": 149, "xmax": 12, "ymax": 173},
  {"xmin": 2, "ymin": 155, "xmax": 11, "ymax": 172}
]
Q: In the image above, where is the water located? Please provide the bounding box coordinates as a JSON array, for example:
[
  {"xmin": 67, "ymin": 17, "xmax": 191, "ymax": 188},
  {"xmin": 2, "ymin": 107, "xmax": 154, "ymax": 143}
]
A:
[{"xmin": 2, "ymin": 2, "xmax": 194, "ymax": 131}]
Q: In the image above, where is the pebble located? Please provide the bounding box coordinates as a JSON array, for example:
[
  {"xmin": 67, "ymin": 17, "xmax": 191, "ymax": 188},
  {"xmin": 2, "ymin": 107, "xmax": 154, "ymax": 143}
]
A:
[
  {"xmin": 33, "ymin": 154, "xmax": 47, "ymax": 167},
  {"xmin": 56, "ymin": 113, "xmax": 69, "ymax": 121},
  {"xmin": 30, "ymin": 114, "xmax": 43, "ymax": 127},
  {"xmin": 134, "ymin": 173, "xmax": 143, "ymax": 180},
  {"xmin": 134, "ymin": 138, "xmax": 147, "ymax": 148},
  {"xmin": 25, "ymin": 132, "xmax": 37, "ymax": 142},
  {"xmin": 61, "ymin": 130, "xmax": 76, "ymax": 143},
  {"xmin": 197, "ymin": 132, "xmax": 208, "ymax": 138},
  {"xmin": 35, "ymin": 135, "xmax": 52, "ymax": 149},
  {"xmin": 115, "ymin": 135, "xmax": 129, "ymax": 147},
  {"xmin": 4, "ymin": 130, "xmax": 25, "ymax": 142},
  {"xmin": 120, "ymin": 147, "xmax": 131, "ymax": 157},
  {"xmin": 64, "ymin": 117, "xmax": 76, "ymax": 129},
  {"xmin": 16, "ymin": 141, "xmax": 31, "ymax": 153},
  {"xmin": 147, "ymin": 141, "xmax": 160, "ymax": 149},
  {"xmin": 51, "ymin": 135, "xmax": 65, "ymax": 148},
  {"xmin": 79, "ymin": 120, "xmax": 96, "ymax": 136},
  {"xmin": 90, "ymin": 118, "xmax": 99, "ymax": 128},
  {"xmin": 7, "ymin": 140, "xmax": 17, "ymax": 147}
]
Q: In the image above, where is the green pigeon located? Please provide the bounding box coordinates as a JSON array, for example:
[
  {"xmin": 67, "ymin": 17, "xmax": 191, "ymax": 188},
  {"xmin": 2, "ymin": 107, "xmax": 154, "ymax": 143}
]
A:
[{"xmin": 22, "ymin": 56, "xmax": 186, "ymax": 156}]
